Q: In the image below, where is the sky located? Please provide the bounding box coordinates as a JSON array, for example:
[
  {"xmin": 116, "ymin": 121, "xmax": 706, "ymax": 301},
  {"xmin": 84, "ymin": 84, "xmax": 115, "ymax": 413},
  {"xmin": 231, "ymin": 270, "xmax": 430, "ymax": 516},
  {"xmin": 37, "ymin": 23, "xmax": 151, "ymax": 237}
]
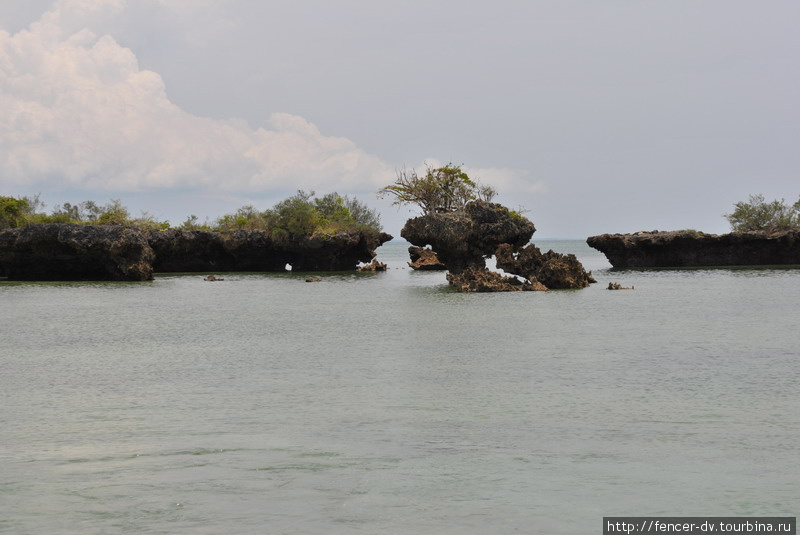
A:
[{"xmin": 1, "ymin": 0, "xmax": 798, "ymax": 238}]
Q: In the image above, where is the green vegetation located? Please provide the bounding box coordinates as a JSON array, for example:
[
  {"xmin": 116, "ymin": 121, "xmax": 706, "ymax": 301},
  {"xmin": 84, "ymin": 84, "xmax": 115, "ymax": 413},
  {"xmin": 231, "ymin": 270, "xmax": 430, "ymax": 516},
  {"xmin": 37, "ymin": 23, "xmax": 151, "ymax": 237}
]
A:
[
  {"xmin": 0, "ymin": 196, "xmax": 30, "ymax": 228},
  {"xmin": 0, "ymin": 195, "xmax": 170, "ymax": 230},
  {"xmin": 0, "ymin": 191, "xmax": 382, "ymax": 238},
  {"xmin": 214, "ymin": 191, "xmax": 382, "ymax": 239},
  {"xmin": 725, "ymin": 194, "xmax": 800, "ymax": 232},
  {"xmin": 378, "ymin": 163, "xmax": 496, "ymax": 214}
]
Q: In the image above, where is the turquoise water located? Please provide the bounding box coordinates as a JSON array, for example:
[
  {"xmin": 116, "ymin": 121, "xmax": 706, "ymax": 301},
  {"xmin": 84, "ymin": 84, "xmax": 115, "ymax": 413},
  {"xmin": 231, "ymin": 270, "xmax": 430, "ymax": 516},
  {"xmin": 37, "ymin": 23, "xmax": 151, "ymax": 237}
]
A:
[{"xmin": 1, "ymin": 240, "xmax": 798, "ymax": 534}]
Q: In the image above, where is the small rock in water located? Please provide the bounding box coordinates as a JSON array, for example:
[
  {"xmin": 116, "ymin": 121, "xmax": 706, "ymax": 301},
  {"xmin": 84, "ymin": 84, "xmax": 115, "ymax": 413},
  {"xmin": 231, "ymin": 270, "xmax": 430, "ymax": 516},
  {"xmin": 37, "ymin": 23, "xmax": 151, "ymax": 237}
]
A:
[
  {"xmin": 607, "ymin": 282, "xmax": 633, "ymax": 290},
  {"xmin": 204, "ymin": 275, "xmax": 224, "ymax": 281},
  {"xmin": 305, "ymin": 277, "xmax": 322, "ymax": 283},
  {"xmin": 357, "ymin": 258, "xmax": 388, "ymax": 272}
]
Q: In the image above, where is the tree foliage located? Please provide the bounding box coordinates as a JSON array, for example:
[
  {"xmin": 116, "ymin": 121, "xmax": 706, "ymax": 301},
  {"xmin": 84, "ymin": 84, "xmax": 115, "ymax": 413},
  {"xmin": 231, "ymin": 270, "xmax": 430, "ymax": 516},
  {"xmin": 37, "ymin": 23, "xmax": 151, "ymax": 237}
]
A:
[
  {"xmin": 214, "ymin": 191, "xmax": 382, "ymax": 239},
  {"xmin": 1, "ymin": 191, "xmax": 381, "ymax": 236},
  {"xmin": 724, "ymin": 194, "xmax": 800, "ymax": 232},
  {"xmin": 0, "ymin": 196, "xmax": 169, "ymax": 229},
  {"xmin": 0, "ymin": 196, "xmax": 30, "ymax": 228},
  {"xmin": 378, "ymin": 163, "xmax": 497, "ymax": 214}
]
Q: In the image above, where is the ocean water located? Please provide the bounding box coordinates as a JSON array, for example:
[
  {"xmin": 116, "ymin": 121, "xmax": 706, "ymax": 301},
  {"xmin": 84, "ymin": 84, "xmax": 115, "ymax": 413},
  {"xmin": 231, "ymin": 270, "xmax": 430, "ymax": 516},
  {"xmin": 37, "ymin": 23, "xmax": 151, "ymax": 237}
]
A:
[{"xmin": 1, "ymin": 240, "xmax": 798, "ymax": 534}]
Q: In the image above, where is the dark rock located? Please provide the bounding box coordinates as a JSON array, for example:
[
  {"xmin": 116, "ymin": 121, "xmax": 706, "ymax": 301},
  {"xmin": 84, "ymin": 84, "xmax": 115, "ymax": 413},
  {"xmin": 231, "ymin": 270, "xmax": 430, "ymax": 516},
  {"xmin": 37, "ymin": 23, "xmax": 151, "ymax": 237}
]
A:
[
  {"xmin": 401, "ymin": 201, "xmax": 535, "ymax": 273},
  {"xmin": 285, "ymin": 231, "xmax": 393, "ymax": 272},
  {"xmin": 149, "ymin": 229, "xmax": 392, "ymax": 272},
  {"xmin": 358, "ymin": 258, "xmax": 388, "ymax": 271},
  {"xmin": 148, "ymin": 229, "xmax": 288, "ymax": 272},
  {"xmin": 407, "ymin": 246, "xmax": 446, "ymax": 270},
  {"xmin": 0, "ymin": 224, "xmax": 154, "ymax": 281},
  {"xmin": 587, "ymin": 230, "xmax": 800, "ymax": 268},
  {"xmin": 204, "ymin": 275, "xmax": 224, "ymax": 281},
  {"xmin": 305, "ymin": 277, "xmax": 322, "ymax": 283},
  {"xmin": 495, "ymin": 243, "xmax": 594, "ymax": 289},
  {"xmin": 446, "ymin": 268, "xmax": 548, "ymax": 292}
]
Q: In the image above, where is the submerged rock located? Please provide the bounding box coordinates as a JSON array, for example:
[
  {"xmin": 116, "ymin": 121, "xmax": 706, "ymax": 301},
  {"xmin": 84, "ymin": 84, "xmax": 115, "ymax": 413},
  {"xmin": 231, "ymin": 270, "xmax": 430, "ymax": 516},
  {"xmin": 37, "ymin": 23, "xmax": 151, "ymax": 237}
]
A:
[
  {"xmin": 0, "ymin": 224, "xmax": 154, "ymax": 281},
  {"xmin": 587, "ymin": 230, "xmax": 800, "ymax": 268},
  {"xmin": 495, "ymin": 243, "xmax": 594, "ymax": 289},
  {"xmin": 446, "ymin": 268, "xmax": 547, "ymax": 292},
  {"xmin": 407, "ymin": 246, "xmax": 446, "ymax": 270},
  {"xmin": 607, "ymin": 282, "xmax": 633, "ymax": 290}
]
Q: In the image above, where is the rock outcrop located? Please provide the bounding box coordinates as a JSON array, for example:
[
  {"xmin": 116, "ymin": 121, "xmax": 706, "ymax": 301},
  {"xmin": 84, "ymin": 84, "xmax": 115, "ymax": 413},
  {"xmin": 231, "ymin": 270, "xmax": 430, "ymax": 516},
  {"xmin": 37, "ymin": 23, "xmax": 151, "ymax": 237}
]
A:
[
  {"xmin": 407, "ymin": 246, "xmax": 446, "ymax": 270},
  {"xmin": 283, "ymin": 231, "xmax": 393, "ymax": 272},
  {"xmin": 402, "ymin": 201, "xmax": 535, "ymax": 273},
  {"xmin": 495, "ymin": 243, "xmax": 594, "ymax": 289},
  {"xmin": 401, "ymin": 200, "xmax": 591, "ymax": 291},
  {"xmin": 587, "ymin": 230, "xmax": 800, "ymax": 268},
  {"xmin": 148, "ymin": 229, "xmax": 392, "ymax": 273},
  {"xmin": 0, "ymin": 224, "xmax": 154, "ymax": 281}
]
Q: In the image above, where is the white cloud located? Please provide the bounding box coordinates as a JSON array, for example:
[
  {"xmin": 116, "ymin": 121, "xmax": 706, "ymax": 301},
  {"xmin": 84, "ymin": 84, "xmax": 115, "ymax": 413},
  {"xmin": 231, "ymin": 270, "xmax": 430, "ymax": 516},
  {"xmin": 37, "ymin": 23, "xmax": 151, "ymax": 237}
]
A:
[{"xmin": 0, "ymin": 0, "xmax": 393, "ymax": 193}]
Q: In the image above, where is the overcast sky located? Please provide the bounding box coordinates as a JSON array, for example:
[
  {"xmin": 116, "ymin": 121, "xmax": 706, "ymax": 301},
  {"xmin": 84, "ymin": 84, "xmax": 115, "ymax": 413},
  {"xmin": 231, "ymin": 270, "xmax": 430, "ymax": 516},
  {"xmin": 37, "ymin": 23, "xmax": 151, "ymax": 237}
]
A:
[{"xmin": 1, "ymin": 0, "xmax": 798, "ymax": 238}]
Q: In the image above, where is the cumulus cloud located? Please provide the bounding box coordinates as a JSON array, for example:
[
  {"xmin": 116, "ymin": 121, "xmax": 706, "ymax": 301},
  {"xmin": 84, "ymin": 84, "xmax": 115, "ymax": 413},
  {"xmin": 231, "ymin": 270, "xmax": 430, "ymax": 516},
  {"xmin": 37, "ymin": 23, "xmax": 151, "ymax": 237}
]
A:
[{"xmin": 0, "ymin": 0, "xmax": 393, "ymax": 193}]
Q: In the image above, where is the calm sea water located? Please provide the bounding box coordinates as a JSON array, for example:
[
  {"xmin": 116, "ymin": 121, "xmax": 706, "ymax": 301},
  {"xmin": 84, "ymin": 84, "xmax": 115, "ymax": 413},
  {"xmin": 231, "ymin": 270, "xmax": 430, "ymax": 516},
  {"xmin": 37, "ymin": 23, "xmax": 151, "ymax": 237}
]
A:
[{"xmin": 1, "ymin": 240, "xmax": 798, "ymax": 534}]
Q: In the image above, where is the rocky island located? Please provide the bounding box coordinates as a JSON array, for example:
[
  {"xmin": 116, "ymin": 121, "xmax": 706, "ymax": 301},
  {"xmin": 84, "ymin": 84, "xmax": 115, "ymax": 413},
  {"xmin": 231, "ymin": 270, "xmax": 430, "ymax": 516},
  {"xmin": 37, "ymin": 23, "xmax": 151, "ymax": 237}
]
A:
[
  {"xmin": 587, "ymin": 229, "xmax": 800, "ymax": 268},
  {"xmin": 0, "ymin": 192, "xmax": 391, "ymax": 281},
  {"xmin": 379, "ymin": 163, "xmax": 594, "ymax": 292},
  {"xmin": 402, "ymin": 200, "xmax": 594, "ymax": 291},
  {"xmin": 0, "ymin": 224, "xmax": 391, "ymax": 281}
]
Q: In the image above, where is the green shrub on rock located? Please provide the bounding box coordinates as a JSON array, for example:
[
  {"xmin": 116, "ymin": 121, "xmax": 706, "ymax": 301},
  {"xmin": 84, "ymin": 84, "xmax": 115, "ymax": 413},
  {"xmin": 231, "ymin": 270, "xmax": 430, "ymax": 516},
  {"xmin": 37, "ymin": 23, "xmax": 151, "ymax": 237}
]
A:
[{"xmin": 725, "ymin": 194, "xmax": 800, "ymax": 232}]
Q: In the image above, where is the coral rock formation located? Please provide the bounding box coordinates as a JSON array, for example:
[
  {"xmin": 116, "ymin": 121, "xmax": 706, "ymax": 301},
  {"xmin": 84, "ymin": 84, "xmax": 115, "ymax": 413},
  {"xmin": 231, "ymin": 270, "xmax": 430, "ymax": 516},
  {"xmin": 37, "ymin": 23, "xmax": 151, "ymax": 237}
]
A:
[
  {"xmin": 587, "ymin": 230, "xmax": 800, "ymax": 268},
  {"xmin": 401, "ymin": 201, "xmax": 535, "ymax": 274},
  {"xmin": 0, "ymin": 224, "xmax": 154, "ymax": 281},
  {"xmin": 358, "ymin": 258, "xmax": 388, "ymax": 271},
  {"xmin": 495, "ymin": 243, "xmax": 594, "ymax": 289},
  {"xmin": 149, "ymin": 229, "xmax": 392, "ymax": 273},
  {"xmin": 401, "ymin": 200, "xmax": 591, "ymax": 292},
  {"xmin": 407, "ymin": 246, "xmax": 446, "ymax": 270},
  {"xmin": 446, "ymin": 268, "xmax": 548, "ymax": 292}
]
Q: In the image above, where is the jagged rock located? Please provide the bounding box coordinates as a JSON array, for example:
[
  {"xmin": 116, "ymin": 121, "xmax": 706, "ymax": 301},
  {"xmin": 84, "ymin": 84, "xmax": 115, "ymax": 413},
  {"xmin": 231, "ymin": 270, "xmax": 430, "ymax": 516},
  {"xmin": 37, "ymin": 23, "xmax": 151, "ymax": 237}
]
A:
[
  {"xmin": 587, "ymin": 229, "xmax": 800, "ymax": 268},
  {"xmin": 401, "ymin": 201, "xmax": 535, "ymax": 273},
  {"xmin": 358, "ymin": 258, "xmax": 388, "ymax": 271},
  {"xmin": 0, "ymin": 224, "xmax": 154, "ymax": 281},
  {"xmin": 400, "ymin": 201, "xmax": 592, "ymax": 292},
  {"xmin": 446, "ymin": 268, "xmax": 548, "ymax": 292},
  {"xmin": 495, "ymin": 243, "xmax": 594, "ymax": 289},
  {"xmin": 407, "ymin": 246, "xmax": 446, "ymax": 270}
]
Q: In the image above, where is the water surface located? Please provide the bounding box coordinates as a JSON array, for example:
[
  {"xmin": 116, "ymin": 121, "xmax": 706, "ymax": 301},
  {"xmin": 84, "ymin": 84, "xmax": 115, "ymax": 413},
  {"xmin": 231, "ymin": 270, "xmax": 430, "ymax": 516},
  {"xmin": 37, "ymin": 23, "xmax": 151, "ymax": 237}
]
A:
[{"xmin": 1, "ymin": 240, "xmax": 798, "ymax": 534}]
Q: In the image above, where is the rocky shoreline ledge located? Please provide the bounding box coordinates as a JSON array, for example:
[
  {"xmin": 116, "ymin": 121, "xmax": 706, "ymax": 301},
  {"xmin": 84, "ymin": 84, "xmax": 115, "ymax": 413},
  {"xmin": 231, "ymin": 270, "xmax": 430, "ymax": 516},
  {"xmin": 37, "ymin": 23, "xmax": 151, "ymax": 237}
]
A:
[
  {"xmin": 0, "ymin": 224, "xmax": 392, "ymax": 281},
  {"xmin": 587, "ymin": 229, "xmax": 800, "ymax": 268}
]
